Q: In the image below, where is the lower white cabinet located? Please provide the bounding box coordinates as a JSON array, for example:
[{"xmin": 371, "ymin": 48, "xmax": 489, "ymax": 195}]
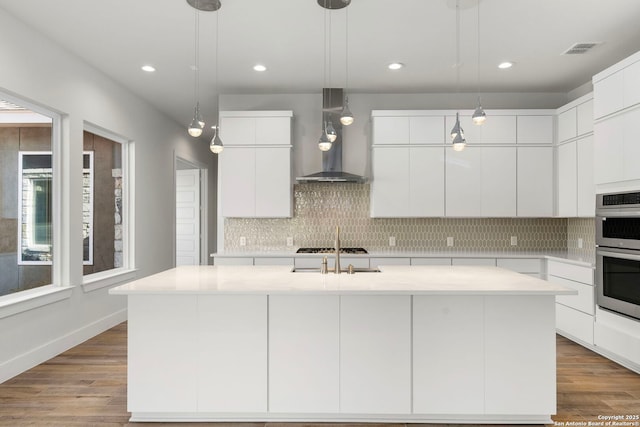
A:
[
  {"xmin": 198, "ymin": 295, "xmax": 268, "ymax": 412},
  {"xmin": 269, "ymin": 295, "xmax": 340, "ymax": 413},
  {"xmin": 340, "ymin": 295, "xmax": 412, "ymax": 414},
  {"xmin": 413, "ymin": 296, "xmax": 484, "ymax": 414}
]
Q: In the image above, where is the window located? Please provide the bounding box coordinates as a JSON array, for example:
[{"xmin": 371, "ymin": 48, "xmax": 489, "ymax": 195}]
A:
[
  {"xmin": 82, "ymin": 129, "xmax": 128, "ymax": 277},
  {"xmin": 0, "ymin": 97, "xmax": 55, "ymax": 297}
]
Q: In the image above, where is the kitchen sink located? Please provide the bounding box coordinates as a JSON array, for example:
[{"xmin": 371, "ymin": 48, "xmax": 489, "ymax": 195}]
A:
[{"xmin": 291, "ymin": 267, "xmax": 381, "ymax": 273}]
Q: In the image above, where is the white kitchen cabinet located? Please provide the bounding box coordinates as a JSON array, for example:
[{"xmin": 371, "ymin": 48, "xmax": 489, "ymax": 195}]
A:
[
  {"xmin": 128, "ymin": 295, "xmax": 198, "ymax": 413},
  {"xmin": 517, "ymin": 146, "xmax": 554, "ymax": 217},
  {"xmin": 516, "ymin": 115, "xmax": 553, "ymax": 144},
  {"xmin": 577, "ymin": 135, "xmax": 595, "ymax": 216},
  {"xmin": 496, "ymin": 258, "xmax": 541, "ymax": 275},
  {"xmin": 409, "ymin": 116, "xmax": 445, "ymax": 144},
  {"xmin": 371, "ymin": 146, "xmax": 444, "ymax": 217},
  {"xmin": 372, "ymin": 116, "xmax": 409, "ymax": 144},
  {"xmin": 594, "ymin": 70, "xmax": 624, "ymax": 119},
  {"xmin": 372, "ymin": 115, "xmax": 444, "ymax": 145},
  {"xmin": 340, "ymin": 295, "xmax": 411, "ymax": 414},
  {"xmin": 219, "ymin": 111, "xmax": 292, "ymax": 218},
  {"xmin": 198, "ymin": 295, "xmax": 267, "ymax": 412},
  {"xmin": 622, "ymin": 108, "xmax": 640, "ymax": 182},
  {"xmin": 624, "ymin": 60, "xmax": 640, "ymax": 108},
  {"xmin": 557, "ymin": 108, "xmax": 577, "ymax": 143},
  {"xmin": 576, "ymin": 99, "xmax": 594, "ymax": 136},
  {"xmin": 413, "ymin": 296, "xmax": 484, "ymax": 414},
  {"xmin": 593, "ymin": 108, "xmax": 640, "ymax": 185},
  {"xmin": 484, "ymin": 296, "xmax": 556, "ymax": 415},
  {"xmin": 269, "ymin": 295, "xmax": 339, "ymax": 413},
  {"xmin": 446, "ymin": 147, "xmax": 516, "ymax": 217},
  {"xmin": 557, "ymin": 141, "xmax": 577, "ymax": 217}
]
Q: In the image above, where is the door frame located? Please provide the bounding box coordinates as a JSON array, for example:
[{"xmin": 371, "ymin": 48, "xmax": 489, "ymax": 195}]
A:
[{"xmin": 173, "ymin": 154, "xmax": 208, "ymax": 266}]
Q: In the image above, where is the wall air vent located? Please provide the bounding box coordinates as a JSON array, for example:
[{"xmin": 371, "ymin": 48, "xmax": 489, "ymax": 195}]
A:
[{"xmin": 562, "ymin": 42, "xmax": 601, "ymax": 55}]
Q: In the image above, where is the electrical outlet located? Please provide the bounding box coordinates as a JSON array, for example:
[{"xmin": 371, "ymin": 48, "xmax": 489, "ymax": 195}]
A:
[
  {"xmin": 510, "ymin": 236, "xmax": 517, "ymax": 246},
  {"xmin": 447, "ymin": 237, "xmax": 454, "ymax": 247},
  {"xmin": 578, "ymin": 238, "xmax": 584, "ymax": 249},
  {"xmin": 389, "ymin": 236, "xmax": 396, "ymax": 247},
  {"xmin": 286, "ymin": 236, "xmax": 294, "ymax": 247},
  {"xmin": 240, "ymin": 236, "xmax": 247, "ymax": 246}
]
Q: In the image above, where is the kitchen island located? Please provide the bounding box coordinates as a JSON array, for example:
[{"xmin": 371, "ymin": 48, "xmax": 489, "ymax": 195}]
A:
[{"xmin": 110, "ymin": 265, "xmax": 575, "ymax": 424}]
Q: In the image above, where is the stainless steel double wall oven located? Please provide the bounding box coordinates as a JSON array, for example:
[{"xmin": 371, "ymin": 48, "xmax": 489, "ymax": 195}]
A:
[{"xmin": 596, "ymin": 191, "xmax": 640, "ymax": 320}]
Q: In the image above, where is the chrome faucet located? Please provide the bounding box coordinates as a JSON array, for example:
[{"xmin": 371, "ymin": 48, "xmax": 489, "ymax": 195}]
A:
[{"xmin": 335, "ymin": 226, "xmax": 341, "ymax": 274}]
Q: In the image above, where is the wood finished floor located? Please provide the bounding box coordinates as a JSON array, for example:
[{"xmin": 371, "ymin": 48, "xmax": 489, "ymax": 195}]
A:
[{"xmin": 1, "ymin": 322, "xmax": 639, "ymax": 426}]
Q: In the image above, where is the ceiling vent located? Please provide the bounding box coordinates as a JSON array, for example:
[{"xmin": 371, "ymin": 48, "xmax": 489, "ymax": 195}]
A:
[{"xmin": 562, "ymin": 42, "xmax": 601, "ymax": 55}]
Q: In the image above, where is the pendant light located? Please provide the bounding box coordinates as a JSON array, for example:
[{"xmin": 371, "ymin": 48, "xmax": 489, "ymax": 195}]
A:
[
  {"xmin": 209, "ymin": 4, "xmax": 224, "ymax": 154},
  {"xmin": 326, "ymin": 120, "xmax": 337, "ymax": 142},
  {"xmin": 450, "ymin": 0, "xmax": 466, "ymax": 151},
  {"xmin": 471, "ymin": 0, "xmax": 486, "ymax": 125},
  {"xmin": 339, "ymin": 2, "xmax": 354, "ymax": 126},
  {"xmin": 319, "ymin": 122, "xmax": 332, "ymax": 151},
  {"xmin": 187, "ymin": 4, "xmax": 205, "ymax": 137}
]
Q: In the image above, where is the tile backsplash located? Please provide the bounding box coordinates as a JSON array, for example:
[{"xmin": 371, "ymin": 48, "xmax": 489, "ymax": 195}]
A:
[
  {"xmin": 224, "ymin": 183, "xmax": 574, "ymax": 253},
  {"xmin": 567, "ymin": 217, "xmax": 596, "ymax": 260}
]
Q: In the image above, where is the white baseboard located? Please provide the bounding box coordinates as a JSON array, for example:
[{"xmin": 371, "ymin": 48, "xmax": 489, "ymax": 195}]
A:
[{"xmin": 0, "ymin": 308, "xmax": 127, "ymax": 383}]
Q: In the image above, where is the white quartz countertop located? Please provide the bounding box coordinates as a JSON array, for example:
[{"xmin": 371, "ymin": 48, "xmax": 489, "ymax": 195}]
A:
[{"xmin": 109, "ymin": 265, "xmax": 577, "ymax": 296}]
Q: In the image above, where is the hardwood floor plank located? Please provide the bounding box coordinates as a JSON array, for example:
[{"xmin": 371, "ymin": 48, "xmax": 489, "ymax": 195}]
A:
[{"xmin": 0, "ymin": 323, "xmax": 639, "ymax": 427}]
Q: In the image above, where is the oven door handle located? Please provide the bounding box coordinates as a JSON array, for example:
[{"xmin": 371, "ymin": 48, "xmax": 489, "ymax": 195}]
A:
[
  {"xmin": 596, "ymin": 210, "xmax": 640, "ymax": 218},
  {"xmin": 597, "ymin": 248, "xmax": 640, "ymax": 261}
]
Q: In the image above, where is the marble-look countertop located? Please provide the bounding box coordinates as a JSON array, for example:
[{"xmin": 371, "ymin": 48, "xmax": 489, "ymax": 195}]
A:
[{"xmin": 109, "ymin": 265, "xmax": 577, "ymax": 296}]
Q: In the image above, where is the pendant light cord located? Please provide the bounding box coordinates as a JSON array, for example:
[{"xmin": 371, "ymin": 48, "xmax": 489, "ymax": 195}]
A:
[
  {"xmin": 456, "ymin": 0, "xmax": 460, "ymax": 94},
  {"xmin": 476, "ymin": 0, "xmax": 480, "ymax": 98},
  {"xmin": 194, "ymin": 6, "xmax": 200, "ymax": 105},
  {"xmin": 345, "ymin": 5, "xmax": 349, "ymax": 91},
  {"xmin": 215, "ymin": 7, "xmax": 219, "ymax": 129}
]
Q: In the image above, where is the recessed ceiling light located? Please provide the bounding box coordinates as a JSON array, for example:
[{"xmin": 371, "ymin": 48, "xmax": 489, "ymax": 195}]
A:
[
  {"xmin": 388, "ymin": 62, "xmax": 404, "ymax": 70},
  {"xmin": 141, "ymin": 65, "xmax": 156, "ymax": 72},
  {"xmin": 498, "ymin": 61, "xmax": 514, "ymax": 69},
  {"xmin": 253, "ymin": 64, "xmax": 267, "ymax": 72}
]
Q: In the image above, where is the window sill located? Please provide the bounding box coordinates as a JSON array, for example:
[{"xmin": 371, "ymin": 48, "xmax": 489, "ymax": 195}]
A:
[
  {"xmin": 0, "ymin": 285, "xmax": 73, "ymax": 320},
  {"xmin": 82, "ymin": 268, "xmax": 138, "ymax": 293}
]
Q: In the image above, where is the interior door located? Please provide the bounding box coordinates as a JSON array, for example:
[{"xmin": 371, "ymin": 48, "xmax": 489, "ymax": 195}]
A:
[{"xmin": 176, "ymin": 169, "xmax": 200, "ymax": 266}]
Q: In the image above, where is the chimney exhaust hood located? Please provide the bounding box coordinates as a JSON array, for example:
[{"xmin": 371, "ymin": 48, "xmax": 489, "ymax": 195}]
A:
[{"xmin": 296, "ymin": 88, "xmax": 366, "ymax": 183}]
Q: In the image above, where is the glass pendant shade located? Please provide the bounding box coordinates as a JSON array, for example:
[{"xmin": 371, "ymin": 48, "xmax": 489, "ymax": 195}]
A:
[
  {"xmin": 472, "ymin": 101, "xmax": 486, "ymax": 125},
  {"xmin": 318, "ymin": 130, "xmax": 332, "ymax": 151},
  {"xmin": 450, "ymin": 112, "xmax": 464, "ymax": 140},
  {"xmin": 188, "ymin": 103, "xmax": 205, "ymax": 137},
  {"xmin": 209, "ymin": 125, "xmax": 224, "ymax": 154},
  {"xmin": 325, "ymin": 121, "xmax": 337, "ymax": 143},
  {"xmin": 452, "ymin": 132, "xmax": 466, "ymax": 152},
  {"xmin": 340, "ymin": 97, "xmax": 354, "ymax": 126}
]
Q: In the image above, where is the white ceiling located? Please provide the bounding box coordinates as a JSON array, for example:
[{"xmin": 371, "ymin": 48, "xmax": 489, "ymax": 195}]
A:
[{"xmin": 1, "ymin": 0, "xmax": 640, "ymax": 133}]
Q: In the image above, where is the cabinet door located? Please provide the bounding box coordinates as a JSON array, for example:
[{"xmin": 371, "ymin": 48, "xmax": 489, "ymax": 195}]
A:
[
  {"xmin": 269, "ymin": 295, "xmax": 339, "ymax": 413},
  {"xmin": 576, "ymin": 99, "xmax": 594, "ymax": 136},
  {"xmin": 409, "ymin": 116, "xmax": 444, "ymax": 144},
  {"xmin": 622, "ymin": 108, "xmax": 640, "ymax": 181},
  {"xmin": 481, "ymin": 116, "xmax": 517, "ymax": 144},
  {"xmin": 593, "ymin": 115, "xmax": 624, "ymax": 185},
  {"xmin": 371, "ymin": 147, "xmax": 410, "ymax": 217},
  {"xmin": 255, "ymin": 116, "xmax": 291, "ymax": 145},
  {"xmin": 255, "ymin": 147, "xmax": 291, "ymax": 217},
  {"xmin": 373, "ymin": 116, "xmax": 409, "ymax": 144},
  {"xmin": 517, "ymin": 147, "xmax": 553, "ymax": 217},
  {"xmin": 220, "ymin": 116, "xmax": 256, "ymax": 145},
  {"xmin": 557, "ymin": 142, "xmax": 577, "ymax": 217},
  {"xmin": 340, "ymin": 295, "xmax": 411, "ymax": 414},
  {"xmin": 594, "ymin": 70, "xmax": 624, "ymax": 118},
  {"xmin": 577, "ymin": 136, "xmax": 595, "ymax": 217},
  {"xmin": 198, "ymin": 295, "xmax": 267, "ymax": 412},
  {"xmin": 128, "ymin": 295, "xmax": 198, "ymax": 413},
  {"xmin": 445, "ymin": 147, "xmax": 482, "ymax": 216},
  {"xmin": 409, "ymin": 146, "xmax": 445, "ymax": 216},
  {"xmin": 557, "ymin": 109, "xmax": 577, "ymax": 143},
  {"xmin": 517, "ymin": 115, "xmax": 553, "ymax": 144},
  {"xmin": 221, "ymin": 147, "xmax": 256, "ymax": 217},
  {"xmin": 481, "ymin": 147, "xmax": 516, "ymax": 216},
  {"xmin": 623, "ymin": 60, "xmax": 640, "ymax": 108},
  {"xmin": 413, "ymin": 296, "xmax": 484, "ymax": 414}
]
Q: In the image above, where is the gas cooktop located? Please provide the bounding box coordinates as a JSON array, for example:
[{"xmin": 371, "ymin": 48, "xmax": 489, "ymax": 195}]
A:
[{"xmin": 296, "ymin": 247, "xmax": 368, "ymax": 255}]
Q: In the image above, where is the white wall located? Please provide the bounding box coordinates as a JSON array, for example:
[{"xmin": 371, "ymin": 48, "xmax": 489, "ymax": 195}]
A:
[
  {"xmin": 0, "ymin": 8, "xmax": 216, "ymax": 381},
  {"xmin": 220, "ymin": 91, "xmax": 569, "ymax": 180}
]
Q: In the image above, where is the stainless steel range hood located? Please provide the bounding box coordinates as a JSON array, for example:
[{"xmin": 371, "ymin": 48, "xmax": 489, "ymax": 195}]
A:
[{"xmin": 296, "ymin": 88, "xmax": 366, "ymax": 183}]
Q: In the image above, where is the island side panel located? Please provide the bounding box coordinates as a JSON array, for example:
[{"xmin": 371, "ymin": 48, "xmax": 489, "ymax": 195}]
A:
[
  {"xmin": 128, "ymin": 295, "xmax": 198, "ymax": 413},
  {"xmin": 484, "ymin": 295, "xmax": 557, "ymax": 415},
  {"xmin": 339, "ymin": 295, "xmax": 412, "ymax": 414},
  {"xmin": 268, "ymin": 295, "xmax": 340, "ymax": 413},
  {"xmin": 413, "ymin": 295, "xmax": 485, "ymax": 414},
  {"xmin": 197, "ymin": 295, "xmax": 268, "ymax": 413}
]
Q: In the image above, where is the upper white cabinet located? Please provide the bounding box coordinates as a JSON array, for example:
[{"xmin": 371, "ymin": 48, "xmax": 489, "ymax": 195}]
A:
[
  {"xmin": 371, "ymin": 110, "xmax": 553, "ymax": 218},
  {"xmin": 219, "ymin": 111, "xmax": 293, "ymax": 218},
  {"xmin": 594, "ymin": 50, "xmax": 640, "ymax": 119},
  {"xmin": 594, "ymin": 70, "xmax": 624, "ymax": 119},
  {"xmin": 556, "ymin": 94, "xmax": 595, "ymax": 217}
]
